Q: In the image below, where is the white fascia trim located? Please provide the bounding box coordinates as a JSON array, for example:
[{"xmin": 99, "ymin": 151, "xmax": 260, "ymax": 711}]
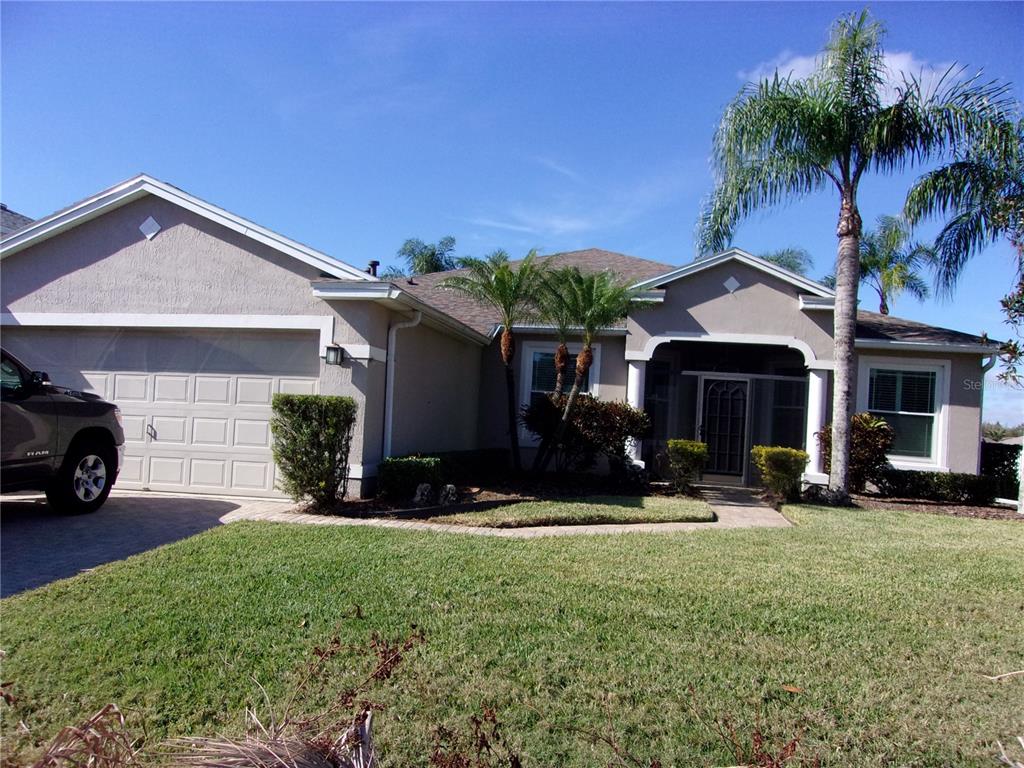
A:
[
  {"xmin": 799, "ymin": 295, "xmax": 835, "ymax": 311},
  {"xmin": 500, "ymin": 324, "xmax": 628, "ymax": 337},
  {"xmin": 625, "ymin": 331, "xmax": 833, "ymax": 370},
  {"xmin": 312, "ymin": 283, "xmax": 401, "ymax": 300},
  {"xmin": 1, "ymin": 311, "xmax": 337, "ymax": 357},
  {"xmin": 856, "ymin": 355, "xmax": 952, "ymax": 472},
  {"xmin": 344, "ymin": 345, "xmax": 388, "ymax": 363},
  {"xmin": 634, "ymin": 290, "xmax": 666, "ymax": 303},
  {"xmin": 0, "ymin": 174, "xmax": 372, "ymax": 281},
  {"xmin": 314, "ymin": 282, "xmax": 489, "ymax": 346},
  {"xmin": 854, "ymin": 339, "xmax": 995, "ymax": 355},
  {"xmin": 631, "ymin": 248, "xmax": 835, "ymax": 298}
]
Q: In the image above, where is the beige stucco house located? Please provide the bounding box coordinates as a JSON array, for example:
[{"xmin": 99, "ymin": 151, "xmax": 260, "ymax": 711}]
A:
[{"xmin": 0, "ymin": 175, "xmax": 999, "ymax": 496}]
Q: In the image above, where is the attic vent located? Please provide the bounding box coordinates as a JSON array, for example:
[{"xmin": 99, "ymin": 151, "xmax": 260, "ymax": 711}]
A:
[
  {"xmin": 723, "ymin": 276, "xmax": 740, "ymax": 294},
  {"xmin": 139, "ymin": 216, "xmax": 161, "ymax": 240}
]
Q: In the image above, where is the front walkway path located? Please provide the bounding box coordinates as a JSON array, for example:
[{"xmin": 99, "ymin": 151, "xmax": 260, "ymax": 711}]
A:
[{"xmin": 222, "ymin": 485, "xmax": 790, "ymax": 538}]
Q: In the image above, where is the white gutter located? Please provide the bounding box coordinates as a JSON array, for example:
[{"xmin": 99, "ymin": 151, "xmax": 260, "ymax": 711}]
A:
[
  {"xmin": 982, "ymin": 354, "xmax": 999, "ymax": 372},
  {"xmin": 382, "ymin": 311, "xmax": 422, "ymax": 458}
]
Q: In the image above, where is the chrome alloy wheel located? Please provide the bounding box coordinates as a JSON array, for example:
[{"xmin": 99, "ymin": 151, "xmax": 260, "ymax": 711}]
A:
[{"xmin": 73, "ymin": 455, "xmax": 107, "ymax": 501}]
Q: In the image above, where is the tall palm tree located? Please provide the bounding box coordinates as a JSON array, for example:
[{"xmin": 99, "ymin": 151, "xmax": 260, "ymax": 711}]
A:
[
  {"xmin": 534, "ymin": 268, "xmax": 644, "ymax": 473},
  {"xmin": 859, "ymin": 216, "xmax": 935, "ymax": 315},
  {"xmin": 382, "ymin": 236, "xmax": 459, "ymax": 279},
  {"xmin": 758, "ymin": 247, "xmax": 814, "ymax": 275},
  {"xmin": 442, "ymin": 250, "xmax": 545, "ymax": 472},
  {"xmin": 698, "ymin": 9, "xmax": 1014, "ymax": 501}
]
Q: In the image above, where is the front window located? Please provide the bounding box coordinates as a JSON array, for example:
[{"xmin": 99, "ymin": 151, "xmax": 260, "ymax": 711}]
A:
[
  {"xmin": 529, "ymin": 350, "xmax": 589, "ymax": 407},
  {"xmin": 868, "ymin": 368, "xmax": 937, "ymax": 458}
]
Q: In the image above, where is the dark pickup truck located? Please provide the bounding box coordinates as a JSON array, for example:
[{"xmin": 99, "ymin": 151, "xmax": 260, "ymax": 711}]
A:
[{"xmin": 1, "ymin": 348, "xmax": 125, "ymax": 513}]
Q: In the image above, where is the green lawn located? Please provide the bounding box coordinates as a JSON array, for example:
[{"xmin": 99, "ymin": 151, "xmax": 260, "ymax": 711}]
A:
[
  {"xmin": 2, "ymin": 506, "xmax": 1022, "ymax": 766},
  {"xmin": 431, "ymin": 494, "xmax": 714, "ymax": 527}
]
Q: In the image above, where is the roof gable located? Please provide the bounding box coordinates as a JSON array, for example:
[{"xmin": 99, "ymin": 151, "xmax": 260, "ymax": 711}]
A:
[
  {"xmin": 0, "ymin": 174, "xmax": 372, "ymax": 281},
  {"xmin": 632, "ymin": 248, "xmax": 835, "ymax": 298}
]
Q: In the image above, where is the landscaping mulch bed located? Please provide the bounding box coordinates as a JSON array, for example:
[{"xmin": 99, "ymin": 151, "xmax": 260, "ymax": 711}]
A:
[
  {"xmin": 853, "ymin": 493, "xmax": 1023, "ymax": 521},
  {"xmin": 305, "ymin": 475, "xmax": 702, "ymax": 520}
]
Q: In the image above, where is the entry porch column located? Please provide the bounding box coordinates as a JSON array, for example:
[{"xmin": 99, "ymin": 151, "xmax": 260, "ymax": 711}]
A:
[
  {"xmin": 804, "ymin": 368, "xmax": 828, "ymax": 480},
  {"xmin": 626, "ymin": 360, "xmax": 647, "ymax": 463}
]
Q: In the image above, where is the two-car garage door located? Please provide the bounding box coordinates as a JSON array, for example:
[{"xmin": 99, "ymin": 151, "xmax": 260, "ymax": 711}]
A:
[{"xmin": 2, "ymin": 328, "xmax": 321, "ymax": 498}]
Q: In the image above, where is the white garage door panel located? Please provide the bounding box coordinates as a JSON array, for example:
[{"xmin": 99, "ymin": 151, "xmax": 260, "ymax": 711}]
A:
[
  {"xmin": 79, "ymin": 368, "xmax": 318, "ymax": 498},
  {"xmin": 1, "ymin": 328, "xmax": 326, "ymax": 498}
]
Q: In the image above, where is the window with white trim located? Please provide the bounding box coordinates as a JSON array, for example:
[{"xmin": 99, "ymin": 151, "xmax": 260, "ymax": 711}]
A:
[
  {"xmin": 867, "ymin": 368, "xmax": 938, "ymax": 458},
  {"xmin": 528, "ymin": 350, "xmax": 591, "ymax": 407}
]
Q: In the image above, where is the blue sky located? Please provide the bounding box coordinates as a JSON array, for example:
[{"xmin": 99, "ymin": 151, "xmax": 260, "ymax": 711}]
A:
[{"xmin": 2, "ymin": 1, "xmax": 1022, "ymax": 422}]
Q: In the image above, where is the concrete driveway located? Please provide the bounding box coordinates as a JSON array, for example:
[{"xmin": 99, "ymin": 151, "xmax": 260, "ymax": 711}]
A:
[{"xmin": 1, "ymin": 491, "xmax": 288, "ymax": 597}]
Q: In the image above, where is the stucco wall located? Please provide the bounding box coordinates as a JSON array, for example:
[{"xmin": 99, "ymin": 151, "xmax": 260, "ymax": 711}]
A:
[
  {"xmin": 388, "ymin": 320, "xmax": 482, "ymax": 457},
  {"xmin": 854, "ymin": 349, "xmax": 986, "ymax": 474},
  {"xmin": 626, "ymin": 262, "xmax": 834, "ymax": 364},
  {"xmin": 1, "ymin": 195, "xmax": 390, "ymax": 350},
  {"xmin": 476, "ymin": 333, "xmax": 628, "ymax": 451}
]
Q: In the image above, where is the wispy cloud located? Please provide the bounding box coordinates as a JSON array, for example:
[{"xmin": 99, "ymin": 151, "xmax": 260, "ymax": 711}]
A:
[
  {"xmin": 738, "ymin": 50, "xmax": 954, "ymax": 104},
  {"xmin": 463, "ymin": 162, "xmax": 694, "ymax": 240},
  {"xmin": 534, "ymin": 156, "xmax": 583, "ymax": 183}
]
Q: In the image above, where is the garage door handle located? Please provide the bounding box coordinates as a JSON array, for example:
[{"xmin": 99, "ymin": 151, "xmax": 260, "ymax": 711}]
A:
[{"xmin": 146, "ymin": 424, "xmax": 157, "ymax": 440}]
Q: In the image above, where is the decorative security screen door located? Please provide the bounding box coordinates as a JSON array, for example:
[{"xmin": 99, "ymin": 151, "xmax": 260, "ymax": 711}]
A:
[{"xmin": 701, "ymin": 379, "xmax": 748, "ymax": 475}]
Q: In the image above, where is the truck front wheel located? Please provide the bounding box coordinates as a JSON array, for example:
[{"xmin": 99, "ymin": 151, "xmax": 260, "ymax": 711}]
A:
[{"xmin": 46, "ymin": 442, "xmax": 116, "ymax": 514}]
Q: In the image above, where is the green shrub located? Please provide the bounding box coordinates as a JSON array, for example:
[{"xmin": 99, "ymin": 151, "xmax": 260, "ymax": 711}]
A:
[
  {"xmin": 751, "ymin": 445, "xmax": 809, "ymax": 502},
  {"xmin": 875, "ymin": 468, "xmax": 998, "ymax": 505},
  {"xmin": 665, "ymin": 439, "xmax": 708, "ymax": 492},
  {"xmin": 378, "ymin": 456, "xmax": 443, "ymax": 500},
  {"xmin": 980, "ymin": 441, "xmax": 1021, "ymax": 499},
  {"xmin": 270, "ymin": 394, "xmax": 358, "ymax": 506},
  {"xmin": 817, "ymin": 412, "xmax": 895, "ymax": 492},
  {"xmin": 521, "ymin": 395, "xmax": 650, "ymax": 473}
]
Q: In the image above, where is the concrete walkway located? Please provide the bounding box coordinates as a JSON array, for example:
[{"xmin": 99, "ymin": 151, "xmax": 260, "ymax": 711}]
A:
[{"xmin": 222, "ymin": 485, "xmax": 790, "ymax": 538}]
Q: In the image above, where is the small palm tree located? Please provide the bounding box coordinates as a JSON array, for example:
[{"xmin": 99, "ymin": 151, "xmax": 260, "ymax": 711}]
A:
[
  {"xmin": 698, "ymin": 9, "xmax": 1014, "ymax": 500},
  {"xmin": 442, "ymin": 250, "xmax": 545, "ymax": 472},
  {"xmin": 537, "ymin": 268, "xmax": 577, "ymax": 398},
  {"xmin": 534, "ymin": 268, "xmax": 644, "ymax": 473},
  {"xmin": 859, "ymin": 216, "xmax": 935, "ymax": 315},
  {"xmin": 383, "ymin": 236, "xmax": 459, "ymax": 279},
  {"xmin": 758, "ymin": 247, "xmax": 814, "ymax": 275}
]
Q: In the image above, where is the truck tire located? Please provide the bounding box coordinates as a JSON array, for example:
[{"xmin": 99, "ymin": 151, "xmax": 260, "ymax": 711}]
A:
[{"xmin": 46, "ymin": 441, "xmax": 116, "ymax": 514}]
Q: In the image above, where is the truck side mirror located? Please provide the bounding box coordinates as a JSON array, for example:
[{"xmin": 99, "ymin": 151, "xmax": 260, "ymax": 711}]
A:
[{"xmin": 30, "ymin": 371, "xmax": 51, "ymax": 387}]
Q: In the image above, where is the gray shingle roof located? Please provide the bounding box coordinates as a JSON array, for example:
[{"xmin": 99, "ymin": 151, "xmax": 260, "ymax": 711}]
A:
[
  {"xmin": 326, "ymin": 248, "xmax": 993, "ymax": 350},
  {"xmin": 398, "ymin": 248, "xmax": 674, "ymax": 336},
  {"xmin": 0, "ymin": 204, "xmax": 33, "ymax": 236},
  {"xmin": 855, "ymin": 310, "xmax": 989, "ymax": 346}
]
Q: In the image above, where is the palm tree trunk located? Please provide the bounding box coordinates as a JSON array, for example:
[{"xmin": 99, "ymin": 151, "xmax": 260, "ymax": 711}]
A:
[
  {"xmin": 500, "ymin": 329, "xmax": 522, "ymax": 473},
  {"xmin": 828, "ymin": 195, "xmax": 862, "ymax": 503},
  {"xmin": 553, "ymin": 342, "xmax": 569, "ymax": 398},
  {"xmin": 536, "ymin": 347, "xmax": 592, "ymax": 473}
]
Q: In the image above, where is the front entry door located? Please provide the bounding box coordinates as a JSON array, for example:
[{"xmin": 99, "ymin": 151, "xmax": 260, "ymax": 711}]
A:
[{"xmin": 701, "ymin": 379, "xmax": 748, "ymax": 475}]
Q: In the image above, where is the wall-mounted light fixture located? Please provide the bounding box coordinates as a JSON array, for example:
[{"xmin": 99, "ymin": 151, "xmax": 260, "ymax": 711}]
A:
[{"xmin": 324, "ymin": 345, "xmax": 345, "ymax": 366}]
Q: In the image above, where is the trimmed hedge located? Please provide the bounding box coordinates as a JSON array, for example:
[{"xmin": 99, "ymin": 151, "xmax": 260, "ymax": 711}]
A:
[
  {"xmin": 665, "ymin": 439, "xmax": 708, "ymax": 493},
  {"xmin": 980, "ymin": 441, "xmax": 1021, "ymax": 499},
  {"xmin": 751, "ymin": 445, "xmax": 809, "ymax": 502},
  {"xmin": 875, "ymin": 468, "xmax": 998, "ymax": 506},
  {"xmin": 270, "ymin": 394, "xmax": 358, "ymax": 506},
  {"xmin": 818, "ymin": 412, "xmax": 894, "ymax": 492},
  {"xmin": 378, "ymin": 456, "xmax": 443, "ymax": 500}
]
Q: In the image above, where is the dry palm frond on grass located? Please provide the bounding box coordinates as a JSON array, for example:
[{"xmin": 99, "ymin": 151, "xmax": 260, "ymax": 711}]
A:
[
  {"xmin": 30, "ymin": 703, "xmax": 141, "ymax": 768},
  {"xmin": 998, "ymin": 737, "xmax": 1024, "ymax": 768},
  {"xmin": 166, "ymin": 625, "xmax": 424, "ymax": 768}
]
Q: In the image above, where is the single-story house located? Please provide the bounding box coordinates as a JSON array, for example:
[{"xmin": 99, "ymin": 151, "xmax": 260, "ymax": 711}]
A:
[{"xmin": 0, "ymin": 175, "xmax": 1000, "ymax": 497}]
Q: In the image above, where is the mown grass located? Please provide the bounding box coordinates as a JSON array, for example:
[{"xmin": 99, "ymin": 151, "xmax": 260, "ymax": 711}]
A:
[
  {"xmin": 431, "ymin": 494, "xmax": 714, "ymax": 527},
  {"xmin": 2, "ymin": 506, "xmax": 1022, "ymax": 766}
]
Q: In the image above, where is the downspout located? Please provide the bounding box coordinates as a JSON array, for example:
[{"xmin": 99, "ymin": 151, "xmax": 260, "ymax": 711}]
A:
[
  {"xmin": 978, "ymin": 354, "xmax": 998, "ymax": 475},
  {"xmin": 382, "ymin": 311, "xmax": 422, "ymax": 459}
]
